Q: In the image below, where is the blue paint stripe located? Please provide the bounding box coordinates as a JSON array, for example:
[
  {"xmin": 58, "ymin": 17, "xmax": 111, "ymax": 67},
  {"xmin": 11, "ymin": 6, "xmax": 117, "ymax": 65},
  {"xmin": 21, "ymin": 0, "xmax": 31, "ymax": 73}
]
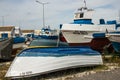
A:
[{"xmin": 17, "ymin": 47, "xmax": 100, "ymax": 57}]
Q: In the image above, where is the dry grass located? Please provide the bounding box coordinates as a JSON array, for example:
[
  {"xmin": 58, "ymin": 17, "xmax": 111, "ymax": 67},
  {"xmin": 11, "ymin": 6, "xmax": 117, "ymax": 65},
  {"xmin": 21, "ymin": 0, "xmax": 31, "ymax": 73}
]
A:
[{"xmin": 0, "ymin": 62, "xmax": 11, "ymax": 80}]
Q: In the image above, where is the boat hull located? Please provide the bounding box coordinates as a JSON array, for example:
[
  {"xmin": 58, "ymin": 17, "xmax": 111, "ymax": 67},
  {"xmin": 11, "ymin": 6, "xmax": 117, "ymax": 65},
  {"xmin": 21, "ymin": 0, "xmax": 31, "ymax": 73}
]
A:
[
  {"xmin": 60, "ymin": 31, "xmax": 112, "ymax": 52},
  {"xmin": 61, "ymin": 31, "xmax": 93, "ymax": 43},
  {"xmin": 5, "ymin": 47, "xmax": 103, "ymax": 78},
  {"xmin": 38, "ymin": 35, "xmax": 58, "ymax": 39},
  {"xmin": 6, "ymin": 55, "xmax": 102, "ymax": 78},
  {"xmin": 29, "ymin": 39, "xmax": 69, "ymax": 48},
  {"xmin": 111, "ymin": 42, "xmax": 120, "ymax": 53},
  {"xmin": 0, "ymin": 38, "xmax": 13, "ymax": 60},
  {"xmin": 60, "ymin": 23, "xmax": 116, "ymax": 52},
  {"xmin": 107, "ymin": 35, "xmax": 120, "ymax": 43},
  {"xmin": 106, "ymin": 33, "xmax": 120, "ymax": 53}
]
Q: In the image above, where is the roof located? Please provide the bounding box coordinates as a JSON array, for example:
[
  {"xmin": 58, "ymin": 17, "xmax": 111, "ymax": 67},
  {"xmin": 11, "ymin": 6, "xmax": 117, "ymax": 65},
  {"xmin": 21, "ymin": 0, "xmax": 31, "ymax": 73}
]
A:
[
  {"xmin": 0, "ymin": 26, "xmax": 15, "ymax": 31},
  {"xmin": 22, "ymin": 30, "xmax": 34, "ymax": 33}
]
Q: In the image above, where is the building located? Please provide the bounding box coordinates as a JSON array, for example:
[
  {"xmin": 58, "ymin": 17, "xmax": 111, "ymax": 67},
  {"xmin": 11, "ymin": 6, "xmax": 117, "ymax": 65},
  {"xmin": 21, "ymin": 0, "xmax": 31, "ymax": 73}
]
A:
[
  {"xmin": 0, "ymin": 26, "xmax": 15, "ymax": 38},
  {"xmin": 21, "ymin": 30, "xmax": 34, "ymax": 36},
  {"xmin": 0, "ymin": 26, "xmax": 22, "ymax": 38}
]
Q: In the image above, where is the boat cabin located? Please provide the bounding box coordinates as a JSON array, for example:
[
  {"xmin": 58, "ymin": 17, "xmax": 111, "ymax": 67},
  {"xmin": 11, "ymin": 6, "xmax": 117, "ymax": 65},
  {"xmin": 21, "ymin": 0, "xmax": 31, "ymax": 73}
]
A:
[{"xmin": 74, "ymin": 7, "xmax": 94, "ymax": 24}]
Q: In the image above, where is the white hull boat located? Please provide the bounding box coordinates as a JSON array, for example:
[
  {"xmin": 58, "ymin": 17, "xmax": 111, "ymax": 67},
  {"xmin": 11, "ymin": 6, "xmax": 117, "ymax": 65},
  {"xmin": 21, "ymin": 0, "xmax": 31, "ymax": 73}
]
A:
[
  {"xmin": 61, "ymin": 24, "xmax": 115, "ymax": 44},
  {"xmin": 60, "ymin": 0, "xmax": 120, "ymax": 52},
  {"xmin": 106, "ymin": 32, "xmax": 120, "ymax": 43},
  {"xmin": 5, "ymin": 47, "xmax": 103, "ymax": 79},
  {"xmin": 106, "ymin": 32, "xmax": 120, "ymax": 52}
]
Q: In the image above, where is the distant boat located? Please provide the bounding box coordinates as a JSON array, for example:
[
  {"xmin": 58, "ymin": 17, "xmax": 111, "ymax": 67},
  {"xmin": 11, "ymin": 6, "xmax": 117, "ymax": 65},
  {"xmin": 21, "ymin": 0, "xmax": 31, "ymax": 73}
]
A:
[
  {"xmin": 0, "ymin": 38, "xmax": 13, "ymax": 60},
  {"xmin": 5, "ymin": 47, "xmax": 103, "ymax": 78},
  {"xmin": 106, "ymin": 31, "xmax": 120, "ymax": 53},
  {"xmin": 38, "ymin": 27, "xmax": 58, "ymax": 40},
  {"xmin": 13, "ymin": 27, "xmax": 25, "ymax": 44},
  {"xmin": 60, "ymin": 1, "xmax": 120, "ymax": 52}
]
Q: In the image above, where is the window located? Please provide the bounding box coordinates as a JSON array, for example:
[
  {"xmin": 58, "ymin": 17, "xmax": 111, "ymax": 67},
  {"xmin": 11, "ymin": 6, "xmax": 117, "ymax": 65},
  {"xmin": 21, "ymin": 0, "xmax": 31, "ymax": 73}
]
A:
[
  {"xmin": 75, "ymin": 13, "xmax": 80, "ymax": 18},
  {"xmin": 80, "ymin": 13, "xmax": 84, "ymax": 18}
]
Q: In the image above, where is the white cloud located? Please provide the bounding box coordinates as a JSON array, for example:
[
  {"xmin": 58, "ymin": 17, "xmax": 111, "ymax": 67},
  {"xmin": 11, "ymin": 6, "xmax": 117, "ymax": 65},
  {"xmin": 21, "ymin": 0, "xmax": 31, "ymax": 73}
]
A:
[{"xmin": 0, "ymin": 0, "xmax": 120, "ymax": 29}]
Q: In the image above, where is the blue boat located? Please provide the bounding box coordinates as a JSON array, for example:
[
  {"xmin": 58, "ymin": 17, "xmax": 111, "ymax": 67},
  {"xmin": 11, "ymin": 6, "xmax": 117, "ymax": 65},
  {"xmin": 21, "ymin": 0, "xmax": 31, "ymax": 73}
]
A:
[
  {"xmin": 12, "ymin": 27, "xmax": 26, "ymax": 44},
  {"xmin": 38, "ymin": 27, "xmax": 58, "ymax": 40},
  {"xmin": 5, "ymin": 46, "xmax": 103, "ymax": 78}
]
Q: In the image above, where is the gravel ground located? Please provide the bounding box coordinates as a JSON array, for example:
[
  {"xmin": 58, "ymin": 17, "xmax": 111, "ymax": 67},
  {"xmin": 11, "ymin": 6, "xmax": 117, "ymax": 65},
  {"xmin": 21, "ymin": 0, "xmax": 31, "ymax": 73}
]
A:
[{"xmin": 72, "ymin": 68, "xmax": 120, "ymax": 80}]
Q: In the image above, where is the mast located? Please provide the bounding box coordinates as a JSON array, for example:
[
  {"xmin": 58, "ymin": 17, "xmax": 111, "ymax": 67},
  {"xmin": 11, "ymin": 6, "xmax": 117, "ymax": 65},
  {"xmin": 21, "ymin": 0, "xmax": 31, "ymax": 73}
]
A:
[{"xmin": 84, "ymin": 0, "xmax": 87, "ymax": 8}]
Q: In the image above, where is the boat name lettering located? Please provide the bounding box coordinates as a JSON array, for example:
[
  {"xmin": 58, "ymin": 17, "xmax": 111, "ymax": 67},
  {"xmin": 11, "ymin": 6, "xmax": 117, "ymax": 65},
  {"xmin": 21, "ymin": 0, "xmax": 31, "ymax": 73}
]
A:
[
  {"xmin": 73, "ymin": 31, "xmax": 88, "ymax": 35},
  {"xmin": 20, "ymin": 71, "xmax": 32, "ymax": 76}
]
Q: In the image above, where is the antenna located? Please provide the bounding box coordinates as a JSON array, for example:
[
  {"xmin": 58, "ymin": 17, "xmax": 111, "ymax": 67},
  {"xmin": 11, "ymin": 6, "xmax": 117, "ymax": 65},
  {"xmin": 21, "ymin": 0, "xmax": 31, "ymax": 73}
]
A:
[{"xmin": 84, "ymin": 0, "xmax": 87, "ymax": 7}]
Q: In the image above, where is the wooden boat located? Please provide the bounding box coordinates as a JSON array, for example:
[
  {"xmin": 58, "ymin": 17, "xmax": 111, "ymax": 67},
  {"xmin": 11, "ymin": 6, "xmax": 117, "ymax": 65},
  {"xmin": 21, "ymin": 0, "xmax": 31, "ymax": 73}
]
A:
[
  {"xmin": 5, "ymin": 47, "xmax": 103, "ymax": 78},
  {"xmin": 0, "ymin": 38, "xmax": 13, "ymax": 60}
]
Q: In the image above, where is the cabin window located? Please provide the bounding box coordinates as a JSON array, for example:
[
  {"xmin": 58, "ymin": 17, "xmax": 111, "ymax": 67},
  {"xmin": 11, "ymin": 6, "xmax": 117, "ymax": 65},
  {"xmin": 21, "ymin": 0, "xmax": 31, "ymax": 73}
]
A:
[
  {"xmin": 80, "ymin": 13, "xmax": 84, "ymax": 18},
  {"xmin": 45, "ymin": 31, "xmax": 49, "ymax": 34},
  {"xmin": 75, "ymin": 13, "xmax": 79, "ymax": 18}
]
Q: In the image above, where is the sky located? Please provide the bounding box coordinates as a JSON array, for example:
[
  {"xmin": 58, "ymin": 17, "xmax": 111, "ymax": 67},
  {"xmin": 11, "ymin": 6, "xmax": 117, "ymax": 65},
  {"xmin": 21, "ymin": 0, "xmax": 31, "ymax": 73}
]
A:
[{"xmin": 0, "ymin": 0, "xmax": 120, "ymax": 30}]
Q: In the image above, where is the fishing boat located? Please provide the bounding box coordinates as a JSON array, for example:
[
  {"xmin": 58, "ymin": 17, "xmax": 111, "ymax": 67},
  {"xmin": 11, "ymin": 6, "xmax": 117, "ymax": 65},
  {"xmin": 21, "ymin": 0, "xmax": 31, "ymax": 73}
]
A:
[
  {"xmin": 13, "ymin": 27, "xmax": 25, "ymax": 44},
  {"xmin": 60, "ymin": 0, "xmax": 120, "ymax": 52},
  {"xmin": 0, "ymin": 38, "xmax": 13, "ymax": 60},
  {"xmin": 5, "ymin": 47, "xmax": 103, "ymax": 78},
  {"xmin": 38, "ymin": 27, "xmax": 58, "ymax": 40},
  {"xmin": 106, "ymin": 31, "xmax": 120, "ymax": 53},
  {"xmin": 105, "ymin": 11, "xmax": 120, "ymax": 53}
]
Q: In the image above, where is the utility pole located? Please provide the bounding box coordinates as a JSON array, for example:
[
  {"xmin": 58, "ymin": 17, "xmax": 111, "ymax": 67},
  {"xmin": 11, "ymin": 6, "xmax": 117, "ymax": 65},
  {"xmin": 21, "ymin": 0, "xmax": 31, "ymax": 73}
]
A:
[
  {"xmin": 84, "ymin": 0, "xmax": 87, "ymax": 7},
  {"xmin": 2, "ymin": 16, "xmax": 4, "ymax": 26},
  {"xmin": 1, "ymin": 15, "xmax": 9, "ymax": 26}
]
